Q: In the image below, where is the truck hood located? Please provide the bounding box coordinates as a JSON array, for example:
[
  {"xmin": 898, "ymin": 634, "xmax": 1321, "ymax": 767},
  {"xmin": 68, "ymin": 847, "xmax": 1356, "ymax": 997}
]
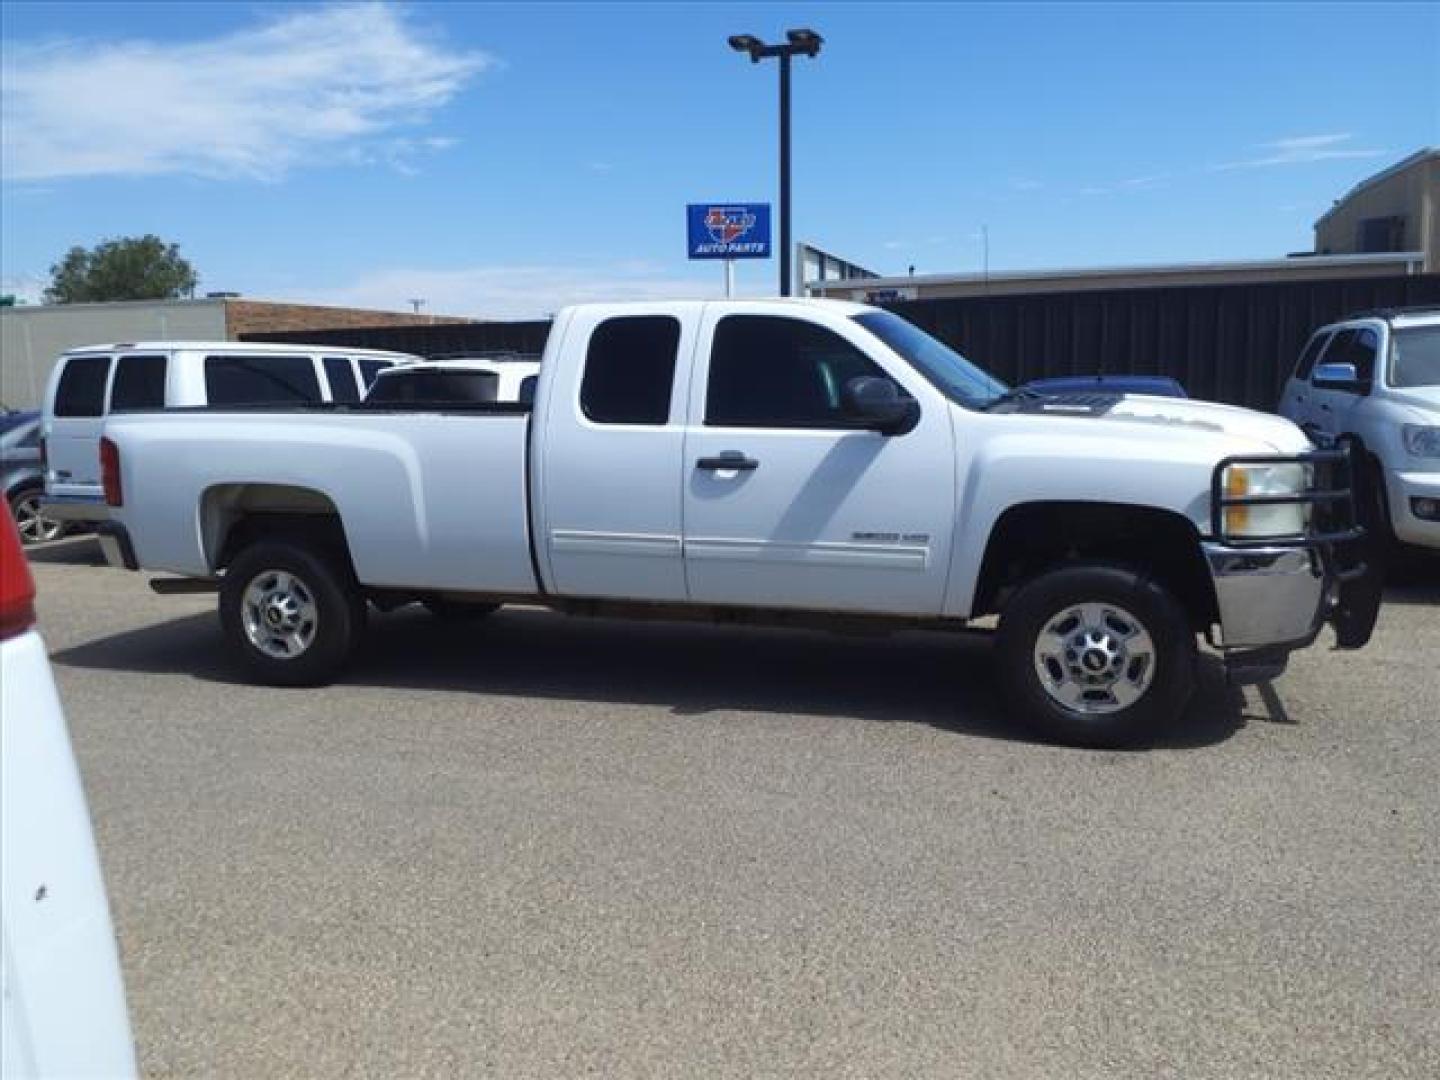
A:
[
  {"xmin": 1015, "ymin": 393, "xmax": 1312, "ymax": 453},
  {"xmin": 1383, "ymin": 385, "xmax": 1440, "ymax": 417}
]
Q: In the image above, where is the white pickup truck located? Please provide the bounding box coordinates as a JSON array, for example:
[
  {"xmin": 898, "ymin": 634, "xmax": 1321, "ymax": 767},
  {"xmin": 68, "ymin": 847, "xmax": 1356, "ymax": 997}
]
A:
[{"xmin": 95, "ymin": 299, "xmax": 1378, "ymax": 747}]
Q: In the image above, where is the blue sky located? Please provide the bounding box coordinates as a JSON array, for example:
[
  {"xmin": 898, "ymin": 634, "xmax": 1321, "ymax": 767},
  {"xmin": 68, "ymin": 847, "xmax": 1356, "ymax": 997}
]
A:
[{"xmin": 2, "ymin": 1, "xmax": 1436, "ymax": 317}]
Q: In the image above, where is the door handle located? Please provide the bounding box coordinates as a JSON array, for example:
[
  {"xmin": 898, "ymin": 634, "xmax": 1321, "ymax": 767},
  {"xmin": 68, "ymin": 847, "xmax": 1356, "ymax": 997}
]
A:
[{"xmin": 696, "ymin": 452, "xmax": 759, "ymax": 472}]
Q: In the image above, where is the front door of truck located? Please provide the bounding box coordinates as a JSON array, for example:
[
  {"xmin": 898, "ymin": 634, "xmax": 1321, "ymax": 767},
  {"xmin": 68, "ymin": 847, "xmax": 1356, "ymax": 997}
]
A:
[{"xmin": 681, "ymin": 308, "xmax": 957, "ymax": 615}]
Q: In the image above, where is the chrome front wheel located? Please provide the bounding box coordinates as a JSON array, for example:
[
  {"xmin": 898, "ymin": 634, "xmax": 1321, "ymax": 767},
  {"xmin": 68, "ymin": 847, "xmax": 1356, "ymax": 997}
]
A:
[
  {"xmin": 240, "ymin": 569, "xmax": 320, "ymax": 660},
  {"xmin": 996, "ymin": 563, "xmax": 1196, "ymax": 748},
  {"xmin": 1032, "ymin": 602, "xmax": 1157, "ymax": 715}
]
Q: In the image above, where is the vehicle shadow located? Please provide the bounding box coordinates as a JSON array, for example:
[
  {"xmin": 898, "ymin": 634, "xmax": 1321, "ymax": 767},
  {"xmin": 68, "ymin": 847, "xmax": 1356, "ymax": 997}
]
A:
[
  {"xmin": 1377, "ymin": 552, "xmax": 1439, "ymax": 605},
  {"xmin": 24, "ymin": 535, "xmax": 105, "ymax": 566},
  {"xmin": 50, "ymin": 605, "xmax": 1247, "ymax": 750}
]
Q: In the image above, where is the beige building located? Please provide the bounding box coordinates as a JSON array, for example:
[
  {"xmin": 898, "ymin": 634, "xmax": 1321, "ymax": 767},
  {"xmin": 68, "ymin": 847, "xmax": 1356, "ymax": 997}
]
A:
[
  {"xmin": 1, "ymin": 297, "xmax": 468, "ymax": 409},
  {"xmin": 1314, "ymin": 148, "xmax": 1439, "ymax": 271}
]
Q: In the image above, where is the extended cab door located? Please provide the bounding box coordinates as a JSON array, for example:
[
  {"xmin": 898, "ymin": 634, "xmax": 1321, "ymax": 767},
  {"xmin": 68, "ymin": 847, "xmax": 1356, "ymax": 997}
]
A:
[
  {"xmin": 681, "ymin": 306, "xmax": 957, "ymax": 615},
  {"xmin": 535, "ymin": 306, "xmax": 697, "ymax": 601}
]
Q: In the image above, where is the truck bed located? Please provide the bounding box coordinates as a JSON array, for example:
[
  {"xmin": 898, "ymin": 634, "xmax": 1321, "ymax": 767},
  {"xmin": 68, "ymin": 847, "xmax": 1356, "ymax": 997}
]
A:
[{"xmin": 106, "ymin": 406, "xmax": 538, "ymax": 595}]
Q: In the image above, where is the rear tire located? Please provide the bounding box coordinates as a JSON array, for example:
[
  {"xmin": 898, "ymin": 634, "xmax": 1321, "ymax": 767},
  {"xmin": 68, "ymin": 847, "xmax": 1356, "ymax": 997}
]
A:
[
  {"xmin": 220, "ymin": 541, "xmax": 365, "ymax": 687},
  {"xmin": 995, "ymin": 563, "xmax": 1196, "ymax": 748}
]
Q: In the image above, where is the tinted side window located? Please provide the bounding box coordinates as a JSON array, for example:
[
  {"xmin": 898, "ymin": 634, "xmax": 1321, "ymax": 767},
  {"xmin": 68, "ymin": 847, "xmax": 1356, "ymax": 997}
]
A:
[
  {"xmin": 1295, "ymin": 333, "xmax": 1329, "ymax": 380},
  {"xmin": 1349, "ymin": 329, "xmax": 1379, "ymax": 382},
  {"xmin": 518, "ymin": 375, "xmax": 538, "ymax": 405},
  {"xmin": 706, "ymin": 315, "xmax": 896, "ymax": 427},
  {"xmin": 366, "ymin": 371, "xmax": 498, "ymax": 404},
  {"xmin": 204, "ymin": 355, "xmax": 321, "ymax": 406},
  {"xmin": 54, "ymin": 355, "xmax": 112, "ymax": 417},
  {"xmin": 580, "ymin": 317, "xmax": 680, "ymax": 425},
  {"xmin": 1323, "ymin": 329, "xmax": 1378, "ymax": 384},
  {"xmin": 110, "ymin": 354, "xmax": 168, "ymax": 410},
  {"xmin": 323, "ymin": 357, "xmax": 360, "ymax": 403},
  {"xmin": 357, "ymin": 359, "xmax": 393, "ymax": 389}
]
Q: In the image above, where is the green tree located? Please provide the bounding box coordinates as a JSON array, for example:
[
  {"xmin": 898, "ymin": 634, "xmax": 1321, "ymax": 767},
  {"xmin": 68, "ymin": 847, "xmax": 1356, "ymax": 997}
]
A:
[{"xmin": 44, "ymin": 235, "xmax": 197, "ymax": 304}]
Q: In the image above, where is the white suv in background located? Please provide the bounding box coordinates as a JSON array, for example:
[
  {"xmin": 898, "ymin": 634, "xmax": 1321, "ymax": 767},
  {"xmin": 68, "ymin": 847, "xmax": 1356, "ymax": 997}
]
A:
[
  {"xmin": 40, "ymin": 342, "xmax": 419, "ymax": 527},
  {"xmin": 0, "ymin": 514, "xmax": 136, "ymax": 1077},
  {"xmin": 1278, "ymin": 308, "xmax": 1440, "ymax": 552}
]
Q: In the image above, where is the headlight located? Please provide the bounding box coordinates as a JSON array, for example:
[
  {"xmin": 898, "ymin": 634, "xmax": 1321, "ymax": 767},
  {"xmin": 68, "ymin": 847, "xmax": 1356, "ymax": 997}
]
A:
[
  {"xmin": 1402, "ymin": 424, "xmax": 1440, "ymax": 459},
  {"xmin": 1222, "ymin": 462, "xmax": 1310, "ymax": 538}
]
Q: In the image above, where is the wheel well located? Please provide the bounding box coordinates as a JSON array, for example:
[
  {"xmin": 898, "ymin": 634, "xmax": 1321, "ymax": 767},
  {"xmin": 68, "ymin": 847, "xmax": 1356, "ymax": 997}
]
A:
[
  {"xmin": 202, "ymin": 483, "xmax": 355, "ymax": 576},
  {"xmin": 6, "ymin": 478, "xmax": 42, "ymax": 501},
  {"xmin": 973, "ymin": 502, "xmax": 1218, "ymax": 630}
]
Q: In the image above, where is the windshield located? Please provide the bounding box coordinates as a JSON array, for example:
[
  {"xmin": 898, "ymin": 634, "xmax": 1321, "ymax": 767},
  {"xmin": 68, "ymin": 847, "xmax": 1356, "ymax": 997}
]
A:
[
  {"xmin": 1390, "ymin": 325, "xmax": 1440, "ymax": 388},
  {"xmin": 851, "ymin": 311, "xmax": 1008, "ymax": 408}
]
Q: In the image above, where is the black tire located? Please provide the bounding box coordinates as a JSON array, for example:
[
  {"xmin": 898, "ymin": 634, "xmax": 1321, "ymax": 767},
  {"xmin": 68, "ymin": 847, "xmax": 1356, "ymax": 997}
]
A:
[
  {"xmin": 422, "ymin": 597, "xmax": 501, "ymax": 621},
  {"xmin": 995, "ymin": 563, "xmax": 1196, "ymax": 748},
  {"xmin": 8, "ymin": 486, "xmax": 63, "ymax": 545},
  {"xmin": 219, "ymin": 540, "xmax": 366, "ymax": 687}
]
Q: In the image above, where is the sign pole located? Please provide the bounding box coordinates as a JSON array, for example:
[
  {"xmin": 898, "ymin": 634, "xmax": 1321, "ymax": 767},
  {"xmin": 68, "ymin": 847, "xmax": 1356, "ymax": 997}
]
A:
[{"xmin": 724, "ymin": 259, "xmax": 735, "ymax": 298}]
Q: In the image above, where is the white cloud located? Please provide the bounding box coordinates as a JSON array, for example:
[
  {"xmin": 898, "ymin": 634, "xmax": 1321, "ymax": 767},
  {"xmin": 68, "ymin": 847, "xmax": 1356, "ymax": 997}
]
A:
[
  {"xmin": 291, "ymin": 261, "xmax": 737, "ymax": 320},
  {"xmin": 1212, "ymin": 133, "xmax": 1385, "ymax": 171},
  {"xmin": 1010, "ymin": 178, "xmax": 1043, "ymax": 192},
  {"xmin": 0, "ymin": 274, "xmax": 45, "ymax": 304},
  {"xmin": 1, "ymin": 3, "xmax": 489, "ymax": 182}
]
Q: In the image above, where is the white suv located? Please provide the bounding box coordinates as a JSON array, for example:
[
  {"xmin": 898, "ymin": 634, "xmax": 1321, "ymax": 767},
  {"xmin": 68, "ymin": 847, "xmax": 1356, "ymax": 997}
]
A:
[
  {"xmin": 1278, "ymin": 308, "xmax": 1440, "ymax": 552},
  {"xmin": 40, "ymin": 342, "xmax": 419, "ymax": 527}
]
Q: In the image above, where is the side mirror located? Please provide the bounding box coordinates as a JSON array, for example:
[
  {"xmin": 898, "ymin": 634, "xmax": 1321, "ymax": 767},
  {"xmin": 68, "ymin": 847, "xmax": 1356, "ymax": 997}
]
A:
[
  {"xmin": 841, "ymin": 376, "xmax": 918, "ymax": 434},
  {"xmin": 1312, "ymin": 361, "xmax": 1368, "ymax": 394}
]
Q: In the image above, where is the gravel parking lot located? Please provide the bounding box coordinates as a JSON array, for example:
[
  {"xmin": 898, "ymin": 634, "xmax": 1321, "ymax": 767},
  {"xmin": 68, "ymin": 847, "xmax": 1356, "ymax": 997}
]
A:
[{"xmin": 28, "ymin": 538, "xmax": 1440, "ymax": 1079}]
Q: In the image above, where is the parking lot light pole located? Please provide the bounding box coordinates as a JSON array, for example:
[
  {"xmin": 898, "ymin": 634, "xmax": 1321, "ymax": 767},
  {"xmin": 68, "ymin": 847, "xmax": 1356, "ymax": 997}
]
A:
[{"xmin": 728, "ymin": 29, "xmax": 823, "ymax": 297}]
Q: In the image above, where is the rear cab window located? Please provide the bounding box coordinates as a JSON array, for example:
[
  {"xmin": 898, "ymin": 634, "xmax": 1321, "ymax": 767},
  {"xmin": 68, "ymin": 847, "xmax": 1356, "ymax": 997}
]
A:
[
  {"xmin": 53, "ymin": 355, "xmax": 113, "ymax": 417},
  {"xmin": 109, "ymin": 354, "xmax": 168, "ymax": 410},
  {"xmin": 580, "ymin": 317, "xmax": 681, "ymax": 425},
  {"xmin": 204, "ymin": 355, "xmax": 321, "ymax": 406}
]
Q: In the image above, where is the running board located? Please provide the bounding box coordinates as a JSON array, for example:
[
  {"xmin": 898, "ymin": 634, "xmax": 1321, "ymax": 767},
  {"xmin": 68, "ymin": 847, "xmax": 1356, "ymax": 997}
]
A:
[{"xmin": 148, "ymin": 577, "xmax": 219, "ymax": 595}]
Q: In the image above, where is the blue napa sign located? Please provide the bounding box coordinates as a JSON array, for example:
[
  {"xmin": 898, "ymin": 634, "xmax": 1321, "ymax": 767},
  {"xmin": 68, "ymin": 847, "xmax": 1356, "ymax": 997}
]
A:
[{"xmin": 687, "ymin": 203, "xmax": 772, "ymax": 259}]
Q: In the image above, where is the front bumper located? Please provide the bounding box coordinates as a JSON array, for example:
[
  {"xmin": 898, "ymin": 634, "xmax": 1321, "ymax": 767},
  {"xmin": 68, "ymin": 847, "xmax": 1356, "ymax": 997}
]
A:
[
  {"xmin": 1204, "ymin": 446, "xmax": 1381, "ymax": 681},
  {"xmin": 1202, "ymin": 543, "xmax": 1330, "ymax": 651},
  {"xmin": 1386, "ymin": 468, "xmax": 1440, "ymax": 550}
]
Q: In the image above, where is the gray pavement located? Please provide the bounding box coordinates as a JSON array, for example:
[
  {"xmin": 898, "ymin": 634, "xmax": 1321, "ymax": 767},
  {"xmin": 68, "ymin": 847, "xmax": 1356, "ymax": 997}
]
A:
[{"xmin": 27, "ymin": 538, "xmax": 1440, "ymax": 1078}]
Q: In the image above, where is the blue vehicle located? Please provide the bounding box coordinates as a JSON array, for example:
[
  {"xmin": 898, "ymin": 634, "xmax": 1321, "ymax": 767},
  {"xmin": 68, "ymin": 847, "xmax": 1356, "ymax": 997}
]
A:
[
  {"xmin": 1, "ymin": 410, "xmax": 63, "ymax": 545},
  {"xmin": 1023, "ymin": 374, "xmax": 1187, "ymax": 398}
]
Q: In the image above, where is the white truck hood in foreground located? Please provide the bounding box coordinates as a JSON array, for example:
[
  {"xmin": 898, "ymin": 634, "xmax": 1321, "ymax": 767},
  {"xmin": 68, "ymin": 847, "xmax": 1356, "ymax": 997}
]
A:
[{"xmin": 1099, "ymin": 394, "xmax": 1313, "ymax": 454}]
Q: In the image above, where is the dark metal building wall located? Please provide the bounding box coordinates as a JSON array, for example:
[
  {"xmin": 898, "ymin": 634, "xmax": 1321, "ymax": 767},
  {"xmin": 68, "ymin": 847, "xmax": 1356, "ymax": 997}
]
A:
[{"xmin": 888, "ymin": 274, "xmax": 1440, "ymax": 410}]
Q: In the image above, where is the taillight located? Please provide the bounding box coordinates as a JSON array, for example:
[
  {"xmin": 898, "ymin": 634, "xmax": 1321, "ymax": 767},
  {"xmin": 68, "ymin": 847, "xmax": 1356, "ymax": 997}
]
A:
[
  {"xmin": 0, "ymin": 514, "xmax": 37, "ymax": 640},
  {"xmin": 100, "ymin": 436, "xmax": 123, "ymax": 507}
]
